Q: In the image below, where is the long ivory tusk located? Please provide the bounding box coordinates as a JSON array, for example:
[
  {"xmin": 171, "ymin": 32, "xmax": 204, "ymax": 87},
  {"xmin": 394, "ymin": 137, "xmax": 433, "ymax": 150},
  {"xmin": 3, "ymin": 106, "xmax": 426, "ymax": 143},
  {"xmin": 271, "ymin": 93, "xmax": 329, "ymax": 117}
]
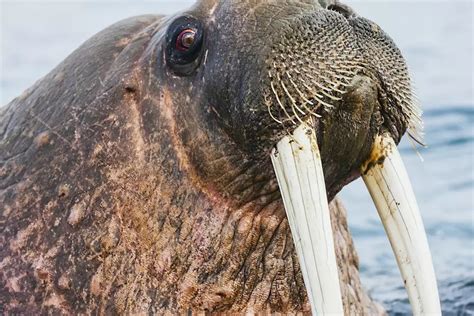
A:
[
  {"xmin": 271, "ymin": 122, "xmax": 344, "ymax": 315},
  {"xmin": 362, "ymin": 135, "xmax": 441, "ymax": 315}
]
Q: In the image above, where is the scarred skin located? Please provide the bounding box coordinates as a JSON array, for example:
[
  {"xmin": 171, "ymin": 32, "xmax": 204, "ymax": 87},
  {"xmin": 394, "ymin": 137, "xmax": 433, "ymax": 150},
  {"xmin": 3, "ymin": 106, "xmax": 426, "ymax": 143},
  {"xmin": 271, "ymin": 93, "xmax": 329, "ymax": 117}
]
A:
[{"xmin": 0, "ymin": 0, "xmax": 416, "ymax": 314}]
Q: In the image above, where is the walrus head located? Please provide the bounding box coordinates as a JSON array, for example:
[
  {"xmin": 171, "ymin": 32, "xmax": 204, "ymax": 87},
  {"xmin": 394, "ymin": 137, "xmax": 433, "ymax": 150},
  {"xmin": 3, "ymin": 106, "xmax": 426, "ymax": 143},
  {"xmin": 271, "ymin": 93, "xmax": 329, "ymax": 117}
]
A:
[
  {"xmin": 149, "ymin": 0, "xmax": 439, "ymax": 314},
  {"xmin": 155, "ymin": 2, "xmax": 413, "ymax": 197},
  {"xmin": 0, "ymin": 0, "xmax": 440, "ymax": 314}
]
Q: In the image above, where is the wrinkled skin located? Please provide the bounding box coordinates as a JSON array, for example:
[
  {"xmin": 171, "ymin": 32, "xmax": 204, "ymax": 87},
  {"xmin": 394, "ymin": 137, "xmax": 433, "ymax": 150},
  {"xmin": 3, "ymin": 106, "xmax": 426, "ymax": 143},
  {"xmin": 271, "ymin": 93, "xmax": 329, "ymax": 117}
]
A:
[{"xmin": 1, "ymin": 0, "xmax": 415, "ymax": 314}]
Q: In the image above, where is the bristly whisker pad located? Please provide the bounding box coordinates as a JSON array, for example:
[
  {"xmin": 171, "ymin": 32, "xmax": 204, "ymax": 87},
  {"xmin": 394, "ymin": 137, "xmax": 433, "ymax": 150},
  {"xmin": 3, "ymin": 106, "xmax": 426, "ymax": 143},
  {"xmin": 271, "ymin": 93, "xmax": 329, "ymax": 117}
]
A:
[{"xmin": 265, "ymin": 9, "xmax": 423, "ymax": 144}]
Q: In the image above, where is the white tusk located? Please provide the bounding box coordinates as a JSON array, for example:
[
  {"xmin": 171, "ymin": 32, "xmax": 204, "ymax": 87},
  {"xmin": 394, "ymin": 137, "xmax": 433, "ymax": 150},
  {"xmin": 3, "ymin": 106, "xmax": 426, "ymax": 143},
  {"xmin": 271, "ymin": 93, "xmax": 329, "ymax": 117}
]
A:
[
  {"xmin": 271, "ymin": 121, "xmax": 344, "ymax": 315},
  {"xmin": 362, "ymin": 135, "xmax": 441, "ymax": 315}
]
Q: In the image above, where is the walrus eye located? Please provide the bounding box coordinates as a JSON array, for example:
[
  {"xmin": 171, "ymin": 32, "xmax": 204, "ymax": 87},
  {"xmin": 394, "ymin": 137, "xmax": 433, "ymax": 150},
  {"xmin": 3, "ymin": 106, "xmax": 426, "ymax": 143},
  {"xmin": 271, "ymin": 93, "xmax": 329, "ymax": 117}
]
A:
[
  {"xmin": 176, "ymin": 29, "xmax": 197, "ymax": 52},
  {"xmin": 165, "ymin": 16, "xmax": 204, "ymax": 76}
]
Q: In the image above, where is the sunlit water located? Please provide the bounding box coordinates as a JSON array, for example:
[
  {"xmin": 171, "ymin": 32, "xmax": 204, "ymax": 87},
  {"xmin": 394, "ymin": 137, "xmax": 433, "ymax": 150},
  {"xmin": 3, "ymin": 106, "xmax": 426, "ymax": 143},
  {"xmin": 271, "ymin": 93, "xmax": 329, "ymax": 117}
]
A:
[{"xmin": 1, "ymin": 1, "xmax": 473, "ymax": 314}]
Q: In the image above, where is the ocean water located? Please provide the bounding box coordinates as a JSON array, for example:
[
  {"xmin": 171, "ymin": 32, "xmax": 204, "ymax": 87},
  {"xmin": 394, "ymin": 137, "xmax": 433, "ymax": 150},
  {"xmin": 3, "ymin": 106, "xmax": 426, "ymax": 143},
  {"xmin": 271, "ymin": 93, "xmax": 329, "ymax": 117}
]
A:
[{"xmin": 1, "ymin": 1, "xmax": 473, "ymax": 314}]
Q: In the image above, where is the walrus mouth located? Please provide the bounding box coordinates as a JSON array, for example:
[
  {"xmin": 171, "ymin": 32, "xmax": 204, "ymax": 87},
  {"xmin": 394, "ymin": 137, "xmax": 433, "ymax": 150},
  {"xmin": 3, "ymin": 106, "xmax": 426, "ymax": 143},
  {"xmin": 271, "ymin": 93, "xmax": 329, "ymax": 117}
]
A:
[{"xmin": 271, "ymin": 123, "xmax": 441, "ymax": 314}]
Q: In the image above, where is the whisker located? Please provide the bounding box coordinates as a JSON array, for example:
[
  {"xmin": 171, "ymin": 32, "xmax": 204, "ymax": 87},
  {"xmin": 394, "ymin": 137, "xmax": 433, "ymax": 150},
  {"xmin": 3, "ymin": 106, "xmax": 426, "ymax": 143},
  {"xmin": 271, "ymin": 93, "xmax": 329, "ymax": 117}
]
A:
[
  {"xmin": 270, "ymin": 81, "xmax": 296, "ymax": 125},
  {"xmin": 279, "ymin": 77, "xmax": 306, "ymax": 115},
  {"xmin": 264, "ymin": 93, "xmax": 283, "ymax": 124},
  {"xmin": 286, "ymin": 73, "xmax": 322, "ymax": 118}
]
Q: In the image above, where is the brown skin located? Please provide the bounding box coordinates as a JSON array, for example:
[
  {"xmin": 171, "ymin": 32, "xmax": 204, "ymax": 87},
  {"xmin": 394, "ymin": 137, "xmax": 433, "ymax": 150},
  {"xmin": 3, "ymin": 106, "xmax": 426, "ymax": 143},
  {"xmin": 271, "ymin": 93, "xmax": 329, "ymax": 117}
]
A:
[{"xmin": 1, "ymin": 0, "xmax": 417, "ymax": 314}]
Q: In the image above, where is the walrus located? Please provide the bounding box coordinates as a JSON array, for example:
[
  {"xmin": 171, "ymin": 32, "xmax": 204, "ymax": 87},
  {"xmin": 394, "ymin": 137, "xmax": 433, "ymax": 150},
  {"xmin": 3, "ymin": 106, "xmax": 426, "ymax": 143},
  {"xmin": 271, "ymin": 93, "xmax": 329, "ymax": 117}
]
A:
[{"xmin": 0, "ymin": 0, "xmax": 441, "ymax": 314}]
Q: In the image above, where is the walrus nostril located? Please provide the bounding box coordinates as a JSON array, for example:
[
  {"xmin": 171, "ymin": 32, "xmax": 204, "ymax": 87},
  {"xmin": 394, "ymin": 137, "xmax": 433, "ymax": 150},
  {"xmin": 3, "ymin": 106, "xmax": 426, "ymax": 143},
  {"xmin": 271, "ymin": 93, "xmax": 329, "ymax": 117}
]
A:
[{"xmin": 327, "ymin": 2, "xmax": 356, "ymax": 19}]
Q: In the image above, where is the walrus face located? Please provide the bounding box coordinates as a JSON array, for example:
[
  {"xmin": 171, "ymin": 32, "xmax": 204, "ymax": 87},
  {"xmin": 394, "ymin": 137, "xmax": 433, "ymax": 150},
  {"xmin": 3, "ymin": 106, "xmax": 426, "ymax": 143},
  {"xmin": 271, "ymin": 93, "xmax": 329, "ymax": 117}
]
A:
[
  {"xmin": 158, "ymin": 1, "xmax": 422, "ymax": 197},
  {"xmin": 153, "ymin": 1, "xmax": 440, "ymax": 314}
]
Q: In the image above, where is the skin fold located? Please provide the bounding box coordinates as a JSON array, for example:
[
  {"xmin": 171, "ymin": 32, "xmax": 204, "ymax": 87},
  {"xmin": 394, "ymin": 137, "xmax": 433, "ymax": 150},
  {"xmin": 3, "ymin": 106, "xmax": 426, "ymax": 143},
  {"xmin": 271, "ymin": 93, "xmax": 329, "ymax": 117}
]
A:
[{"xmin": 1, "ymin": 0, "xmax": 416, "ymax": 314}]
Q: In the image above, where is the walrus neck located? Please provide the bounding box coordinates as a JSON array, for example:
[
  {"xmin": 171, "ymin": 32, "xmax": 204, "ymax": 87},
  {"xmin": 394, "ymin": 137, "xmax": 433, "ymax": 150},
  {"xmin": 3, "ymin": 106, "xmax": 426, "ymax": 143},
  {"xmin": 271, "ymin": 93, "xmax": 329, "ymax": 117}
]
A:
[
  {"xmin": 92, "ymin": 155, "xmax": 372, "ymax": 314},
  {"xmin": 158, "ymin": 184, "xmax": 307, "ymax": 312}
]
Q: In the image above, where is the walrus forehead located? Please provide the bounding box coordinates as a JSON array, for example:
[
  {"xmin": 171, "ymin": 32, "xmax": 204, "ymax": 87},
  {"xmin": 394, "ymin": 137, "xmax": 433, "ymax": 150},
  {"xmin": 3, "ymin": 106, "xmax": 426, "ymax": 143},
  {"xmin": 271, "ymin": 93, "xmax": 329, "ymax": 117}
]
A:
[
  {"xmin": 193, "ymin": 0, "xmax": 329, "ymax": 26},
  {"xmin": 196, "ymin": 0, "xmax": 327, "ymax": 11}
]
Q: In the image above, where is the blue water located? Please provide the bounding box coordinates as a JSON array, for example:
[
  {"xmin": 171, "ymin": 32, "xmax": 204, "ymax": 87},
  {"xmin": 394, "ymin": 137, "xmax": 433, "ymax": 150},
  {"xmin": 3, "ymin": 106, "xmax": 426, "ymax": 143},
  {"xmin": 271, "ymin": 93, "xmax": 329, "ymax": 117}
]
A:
[{"xmin": 1, "ymin": 1, "xmax": 473, "ymax": 314}]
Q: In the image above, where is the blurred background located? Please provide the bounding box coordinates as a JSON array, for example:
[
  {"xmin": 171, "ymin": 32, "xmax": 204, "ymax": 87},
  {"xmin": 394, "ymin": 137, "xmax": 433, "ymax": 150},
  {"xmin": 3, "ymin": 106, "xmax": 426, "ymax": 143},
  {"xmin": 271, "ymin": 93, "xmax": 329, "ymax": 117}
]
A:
[{"xmin": 1, "ymin": 0, "xmax": 473, "ymax": 314}]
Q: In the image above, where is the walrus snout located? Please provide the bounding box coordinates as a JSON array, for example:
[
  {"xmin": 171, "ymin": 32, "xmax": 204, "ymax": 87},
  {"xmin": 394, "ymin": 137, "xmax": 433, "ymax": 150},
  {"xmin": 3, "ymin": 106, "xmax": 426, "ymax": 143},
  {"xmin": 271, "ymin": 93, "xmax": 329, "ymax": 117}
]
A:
[
  {"xmin": 207, "ymin": 5, "xmax": 417, "ymax": 195},
  {"xmin": 263, "ymin": 7, "xmax": 420, "ymax": 149}
]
